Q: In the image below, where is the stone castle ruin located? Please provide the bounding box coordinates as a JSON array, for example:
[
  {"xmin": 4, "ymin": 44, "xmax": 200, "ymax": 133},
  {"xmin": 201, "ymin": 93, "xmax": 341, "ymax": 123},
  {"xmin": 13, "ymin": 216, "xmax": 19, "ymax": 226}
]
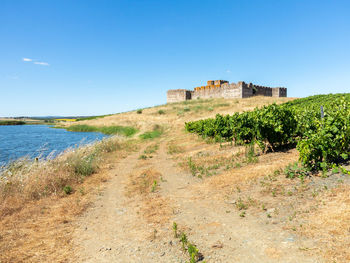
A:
[{"xmin": 167, "ymin": 80, "xmax": 287, "ymax": 103}]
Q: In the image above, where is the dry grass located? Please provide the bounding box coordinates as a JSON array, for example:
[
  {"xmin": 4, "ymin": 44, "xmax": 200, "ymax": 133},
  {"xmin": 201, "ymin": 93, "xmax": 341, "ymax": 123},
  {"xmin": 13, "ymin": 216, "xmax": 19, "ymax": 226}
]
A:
[
  {"xmin": 300, "ymin": 185, "xmax": 350, "ymax": 262},
  {"xmin": 64, "ymin": 97, "xmax": 294, "ymax": 133},
  {"xmin": 126, "ymin": 168, "xmax": 171, "ymax": 228},
  {"xmin": 167, "ymin": 143, "xmax": 185, "ymax": 155},
  {"xmin": 0, "ymin": 137, "xmax": 126, "ymax": 215},
  {"xmin": 203, "ymin": 150, "xmax": 299, "ymax": 191},
  {"xmin": 126, "ymin": 168, "xmax": 162, "ymax": 196},
  {"xmin": 0, "ymin": 136, "xmax": 136, "ymax": 262}
]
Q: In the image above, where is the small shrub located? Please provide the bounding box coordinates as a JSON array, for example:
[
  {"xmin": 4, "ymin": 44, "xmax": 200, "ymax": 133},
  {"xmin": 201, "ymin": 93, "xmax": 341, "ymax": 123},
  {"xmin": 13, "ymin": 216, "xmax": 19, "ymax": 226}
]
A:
[
  {"xmin": 180, "ymin": 232, "xmax": 188, "ymax": 250},
  {"xmin": 137, "ymin": 109, "xmax": 143, "ymax": 114},
  {"xmin": 183, "ymin": 107, "xmax": 191, "ymax": 112},
  {"xmin": 158, "ymin": 109, "xmax": 165, "ymax": 115},
  {"xmin": 63, "ymin": 185, "xmax": 73, "ymax": 195},
  {"xmin": 272, "ymin": 189, "xmax": 277, "ymax": 197},
  {"xmin": 284, "ymin": 162, "xmax": 309, "ymax": 181},
  {"xmin": 173, "ymin": 222, "xmax": 178, "ymax": 238},
  {"xmin": 151, "ymin": 180, "xmax": 157, "ymax": 192},
  {"xmin": 236, "ymin": 197, "xmax": 247, "ymax": 210},
  {"xmin": 138, "ymin": 154, "xmax": 147, "ymax": 160},
  {"xmin": 187, "ymin": 243, "xmax": 199, "ymax": 263},
  {"xmin": 173, "ymin": 225, "xmax": 204, "ymax": 263},
  {"xmin": 68, "ymin": 152, "xmax": 98, "ymax": 177}
]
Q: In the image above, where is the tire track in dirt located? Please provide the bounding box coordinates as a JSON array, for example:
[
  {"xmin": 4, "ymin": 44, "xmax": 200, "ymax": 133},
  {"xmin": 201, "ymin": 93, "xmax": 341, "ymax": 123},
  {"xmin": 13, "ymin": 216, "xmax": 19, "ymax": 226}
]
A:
[{"xmin": 72, "ymin": 143, "xmax": 187, "ymax": 262}]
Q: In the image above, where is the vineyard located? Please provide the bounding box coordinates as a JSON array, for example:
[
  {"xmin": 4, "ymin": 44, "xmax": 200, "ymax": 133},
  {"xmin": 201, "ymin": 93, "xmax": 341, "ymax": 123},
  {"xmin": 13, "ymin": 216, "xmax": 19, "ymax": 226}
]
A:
[{"xmin": 185, "ymin": 94, "xmax": 350, "ymax": 170}]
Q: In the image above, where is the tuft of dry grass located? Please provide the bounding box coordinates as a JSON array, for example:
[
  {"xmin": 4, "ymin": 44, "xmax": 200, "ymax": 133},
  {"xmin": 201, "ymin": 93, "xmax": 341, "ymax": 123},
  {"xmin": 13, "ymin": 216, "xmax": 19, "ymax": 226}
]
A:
[{"xmin": 126, "ymin": 168, "xmax": 162, "ymax": 196}]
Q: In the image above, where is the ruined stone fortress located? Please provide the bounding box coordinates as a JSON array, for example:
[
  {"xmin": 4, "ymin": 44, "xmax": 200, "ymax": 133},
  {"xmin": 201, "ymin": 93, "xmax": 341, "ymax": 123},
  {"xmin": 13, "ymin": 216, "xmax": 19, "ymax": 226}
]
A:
[{"xmin": 167, "ymin": 80, "xmax": 287, "ymax": 103}]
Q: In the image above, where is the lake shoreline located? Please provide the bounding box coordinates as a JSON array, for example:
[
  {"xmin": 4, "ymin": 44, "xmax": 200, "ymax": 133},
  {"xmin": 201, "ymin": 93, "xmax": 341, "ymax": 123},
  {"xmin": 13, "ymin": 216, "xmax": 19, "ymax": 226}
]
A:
[{"xmin": 0, "ymin": 124, "xmax": 109, "ymax": 167}]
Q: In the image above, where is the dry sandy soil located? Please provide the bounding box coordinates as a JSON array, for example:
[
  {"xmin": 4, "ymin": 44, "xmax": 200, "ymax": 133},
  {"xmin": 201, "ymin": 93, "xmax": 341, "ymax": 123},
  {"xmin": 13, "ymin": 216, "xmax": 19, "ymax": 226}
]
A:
[{"xmin": 2, "ymin": 97, "xmax": 350, "ymax": 263}]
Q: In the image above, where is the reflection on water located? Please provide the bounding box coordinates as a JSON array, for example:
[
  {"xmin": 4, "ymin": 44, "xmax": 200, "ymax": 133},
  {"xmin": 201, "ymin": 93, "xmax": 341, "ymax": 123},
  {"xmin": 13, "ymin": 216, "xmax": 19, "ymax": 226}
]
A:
[{"xmin": 0, "ymin": 125, "xmax": 108, "ymax": 166}]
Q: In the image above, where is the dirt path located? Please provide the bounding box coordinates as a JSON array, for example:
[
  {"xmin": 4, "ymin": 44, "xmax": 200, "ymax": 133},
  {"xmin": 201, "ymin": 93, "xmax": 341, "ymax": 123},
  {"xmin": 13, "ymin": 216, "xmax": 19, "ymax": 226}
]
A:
[
  {"xmin": 73, "ymin": 143, "xmax": 188, "ymax": 262},
  {"xmin": 73, "ymin": 139, "xmax": 323, "ymax": 262}
]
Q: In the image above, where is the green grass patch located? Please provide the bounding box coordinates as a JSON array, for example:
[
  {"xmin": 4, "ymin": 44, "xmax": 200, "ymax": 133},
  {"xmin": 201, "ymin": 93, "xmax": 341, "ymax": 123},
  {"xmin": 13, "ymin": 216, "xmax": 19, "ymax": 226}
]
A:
[
  {"xmin": 0, "ymin": 120, "xmax": 26, "ymax": 125},
  {"xmin": 139, "ymin": 125, "xmax": 163, "ymax": 140},
  {"xmin": 65, "ymin": 125, "xmax": 138, "ymax": 136},
  {"xmin": 139, "ymin": 130, "xmax": 162, "ymax": 140}
]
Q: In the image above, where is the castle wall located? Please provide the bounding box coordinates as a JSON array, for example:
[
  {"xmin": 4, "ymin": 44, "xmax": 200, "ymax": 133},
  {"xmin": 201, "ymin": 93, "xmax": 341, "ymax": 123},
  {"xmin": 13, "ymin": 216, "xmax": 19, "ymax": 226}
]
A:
[
  {"xmin": 166, "ymin": 89, "xmax": 192, "ymax": 103},
  {"xmin": 241, "ymin": 82, "xmax": 253, "ymax": 98},
  {"xmin": 223, "ymin": 83, "xmax": 244, "ymax": 98},
  {"xmin": 192, "ymin": 83, "xmax": 244, "ymax": 99},
  {"xmin": 254, "ymin": 85, "xmax": 273, "ymax": 96},
  {"xmin": 166, "ymin": 80, "xmax": 287, "ymax": 103},
  {"xmin": 280, "ymin": 88, "xmax": 287, "ymax": 97},
  {"xmin": 272, "ymin": 87, "xmax": 287, "ymax": 97}
]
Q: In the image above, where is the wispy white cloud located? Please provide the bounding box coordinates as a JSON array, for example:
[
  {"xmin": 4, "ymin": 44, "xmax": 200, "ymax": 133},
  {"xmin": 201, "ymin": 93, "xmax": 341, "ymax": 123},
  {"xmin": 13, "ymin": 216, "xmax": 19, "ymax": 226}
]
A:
[
  {"xmin": 34, "ymin": 61, "xmax": 50, "ymax": 66},
  {"xmin": 22, "ymin": 57, "xmax": 50, "ymax": 66},
  {"xmin": 226, "ymin": 69, "xmax": 231, "ymax": 73}
]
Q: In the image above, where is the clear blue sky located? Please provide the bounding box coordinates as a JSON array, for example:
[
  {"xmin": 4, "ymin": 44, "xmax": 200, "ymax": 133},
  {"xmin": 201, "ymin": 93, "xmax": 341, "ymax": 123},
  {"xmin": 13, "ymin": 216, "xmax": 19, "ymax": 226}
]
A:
[{"xmin": 1, "ymin": 0, "xmax": 349, "ymax": 116}]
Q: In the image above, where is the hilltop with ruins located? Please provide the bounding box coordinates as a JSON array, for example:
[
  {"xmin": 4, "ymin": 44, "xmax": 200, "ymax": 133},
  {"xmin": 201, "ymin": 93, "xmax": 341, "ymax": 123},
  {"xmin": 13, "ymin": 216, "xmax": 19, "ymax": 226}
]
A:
[{"xmin": 167, "ymin": 80, "xmax": 287, "ymax": 103}]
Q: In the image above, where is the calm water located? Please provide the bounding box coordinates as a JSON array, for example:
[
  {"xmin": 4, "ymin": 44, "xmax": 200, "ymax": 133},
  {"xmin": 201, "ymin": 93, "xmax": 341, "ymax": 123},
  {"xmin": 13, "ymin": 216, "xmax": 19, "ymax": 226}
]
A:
[{"xmin": 0, "ymin": 125, "xmax": 108, "ymax": 166}]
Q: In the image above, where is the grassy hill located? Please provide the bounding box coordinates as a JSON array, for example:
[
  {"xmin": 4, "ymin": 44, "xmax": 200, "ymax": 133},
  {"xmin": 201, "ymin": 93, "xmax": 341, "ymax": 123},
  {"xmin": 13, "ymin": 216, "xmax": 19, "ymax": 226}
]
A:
[{"xmin": 1, "ymin": 95, "xmax": 350, "ymax": 263}]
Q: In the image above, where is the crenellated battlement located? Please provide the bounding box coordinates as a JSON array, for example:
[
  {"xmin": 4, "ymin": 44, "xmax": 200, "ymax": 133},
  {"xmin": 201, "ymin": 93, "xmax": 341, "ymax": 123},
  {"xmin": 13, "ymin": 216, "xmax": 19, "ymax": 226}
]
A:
[{"xmin": 167, "ymin": 80, "xmax": 287, "ymax": 103}]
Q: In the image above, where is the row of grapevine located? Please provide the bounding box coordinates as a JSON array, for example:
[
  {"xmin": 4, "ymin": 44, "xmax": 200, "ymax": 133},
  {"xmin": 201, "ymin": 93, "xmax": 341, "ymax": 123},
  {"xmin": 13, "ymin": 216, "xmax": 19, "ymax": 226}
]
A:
[{"xmin": 185, "ymin": 94, "xmax": 350, "ymax": 170}]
